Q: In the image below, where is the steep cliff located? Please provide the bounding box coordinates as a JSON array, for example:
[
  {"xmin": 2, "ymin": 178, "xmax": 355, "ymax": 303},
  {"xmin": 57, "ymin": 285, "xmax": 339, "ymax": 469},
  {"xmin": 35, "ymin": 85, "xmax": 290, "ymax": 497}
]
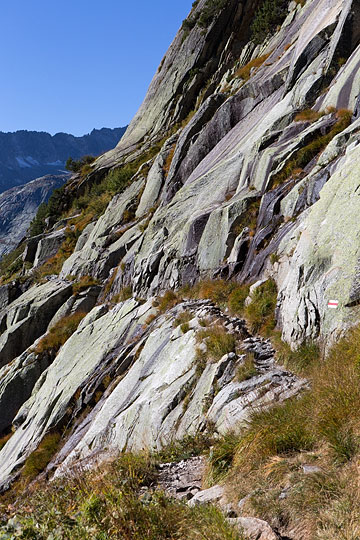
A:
[{"xmin": 1, "ymin": 1, "xmax": 360, "ymax": 538}]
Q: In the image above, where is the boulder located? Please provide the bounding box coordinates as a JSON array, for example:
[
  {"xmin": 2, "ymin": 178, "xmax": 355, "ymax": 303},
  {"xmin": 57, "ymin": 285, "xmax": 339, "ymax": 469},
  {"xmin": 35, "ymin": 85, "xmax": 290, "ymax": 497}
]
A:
[{"xmin": 229, "ymin": 517, "xmax": 278, "ymax": 540}]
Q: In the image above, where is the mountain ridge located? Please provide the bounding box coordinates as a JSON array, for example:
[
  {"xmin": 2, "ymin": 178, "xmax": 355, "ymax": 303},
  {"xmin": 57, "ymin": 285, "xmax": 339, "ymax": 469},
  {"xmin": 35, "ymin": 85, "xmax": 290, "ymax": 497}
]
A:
[{"xmin": 0, "ymin": 126, "xmax": 127, "ymax": 192}]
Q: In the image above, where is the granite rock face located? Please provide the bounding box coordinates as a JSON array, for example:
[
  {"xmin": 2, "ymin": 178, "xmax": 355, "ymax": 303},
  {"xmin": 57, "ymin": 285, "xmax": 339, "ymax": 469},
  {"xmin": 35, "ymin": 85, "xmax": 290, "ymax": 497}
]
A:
[
  {"xmin": 1, "ymin": 0, "xmax": 360, "ymax": 516},
  {"xmin": 0, "ymin": 299, "xmax": 306, "ymax": 489}
]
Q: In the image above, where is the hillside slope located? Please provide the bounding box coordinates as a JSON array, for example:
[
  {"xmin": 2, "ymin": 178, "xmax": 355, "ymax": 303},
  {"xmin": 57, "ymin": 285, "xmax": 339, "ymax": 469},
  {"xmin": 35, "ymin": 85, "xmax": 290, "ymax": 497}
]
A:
[{"xmin": 0, "ymin": 1, "xmax": 360, "ymax": 538}]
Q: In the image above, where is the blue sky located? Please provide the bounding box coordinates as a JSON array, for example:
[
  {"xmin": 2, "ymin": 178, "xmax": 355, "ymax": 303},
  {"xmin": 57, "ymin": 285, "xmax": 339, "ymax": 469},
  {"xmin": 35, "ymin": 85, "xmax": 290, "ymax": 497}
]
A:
[{"xmin": 0, "ymin": 1, "xmax": 193, "ymax": 136}]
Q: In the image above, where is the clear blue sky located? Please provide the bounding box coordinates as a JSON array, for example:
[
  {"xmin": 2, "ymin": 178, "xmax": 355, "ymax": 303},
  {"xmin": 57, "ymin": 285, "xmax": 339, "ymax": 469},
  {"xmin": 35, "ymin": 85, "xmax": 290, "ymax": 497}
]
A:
[{"xmin": 0, "ymin": 1, "xmax": 193, "ymax": 136}]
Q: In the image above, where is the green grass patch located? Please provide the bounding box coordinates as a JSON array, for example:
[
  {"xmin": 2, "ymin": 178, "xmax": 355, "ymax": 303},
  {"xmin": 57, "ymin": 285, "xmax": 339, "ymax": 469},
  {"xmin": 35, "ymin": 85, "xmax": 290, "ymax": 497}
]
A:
[
  {"xmin": 244, "ymin": 279, "xmax": 277, "ymax": 335},
  {"xmin": 21, "ymin": 433, "xmax": 61, "ymax": 482},
  {"xmin": 197, "ymin": 325, "xmax": 236, "ymax": 361},
  {"xmin": 236, "ymin": 352, "xmax": 258, "ymax": 382}
]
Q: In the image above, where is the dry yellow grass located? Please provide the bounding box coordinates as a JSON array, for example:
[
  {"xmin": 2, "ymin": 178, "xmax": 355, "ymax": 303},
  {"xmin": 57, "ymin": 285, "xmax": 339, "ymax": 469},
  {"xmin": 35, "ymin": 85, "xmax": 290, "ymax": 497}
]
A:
[{"xmin": 234, "ymin": 53, "xmax": 271, "ymax": 81}]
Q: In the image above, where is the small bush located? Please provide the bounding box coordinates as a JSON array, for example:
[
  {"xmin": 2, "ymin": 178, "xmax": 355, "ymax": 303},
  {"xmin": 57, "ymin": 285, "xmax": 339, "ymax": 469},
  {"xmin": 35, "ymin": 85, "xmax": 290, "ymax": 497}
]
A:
[
  {"xmin": 29, "ymin": 185, "xmax": 66, "ymax": 237},
  {"xmin": 198, "ymin": 0, "xmax": 228, "ymax": 28},
  {"xmin": 65, "ymin": 155, "xmax": 95, "ymax": 174},
  {"xmin": 35, "ymin": 312, "xmax": 86, "ymax": 354},
  {"xmin": 251, "ymin": 0, "xmax": 288, "ymax": 44}
]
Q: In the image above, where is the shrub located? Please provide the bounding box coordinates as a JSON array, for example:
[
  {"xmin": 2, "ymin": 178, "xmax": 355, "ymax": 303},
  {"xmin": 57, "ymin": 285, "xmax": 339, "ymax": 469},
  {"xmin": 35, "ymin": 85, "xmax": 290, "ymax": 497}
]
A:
[
  {"xmin": 35, "ymin": 312, "xmax": 86, "ymax": 354},
  {"xmin": 181, "ymin": 0, "xmax": 228, "ymax": 38},
  {"xmin": 198, "ymin": 0, "xmax": 228, "ymax": 28},
  {"xmin": 65, "ymin": 155, "xmax": 95, "ymax": 174},
  {"xmin": 29, "ymin": 185, "xmax": 66, "ymax": 237},
  {"xmin": 251, "ymin": 0, "xmax": 288, "ymax": 44}
]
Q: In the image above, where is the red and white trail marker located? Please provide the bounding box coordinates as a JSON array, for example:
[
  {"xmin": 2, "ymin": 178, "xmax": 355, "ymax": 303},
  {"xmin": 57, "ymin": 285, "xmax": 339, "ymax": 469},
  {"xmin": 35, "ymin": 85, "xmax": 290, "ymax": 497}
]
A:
[{"xmin": 328, "ymin": 300, "xmax": 339, "ymax": 309}]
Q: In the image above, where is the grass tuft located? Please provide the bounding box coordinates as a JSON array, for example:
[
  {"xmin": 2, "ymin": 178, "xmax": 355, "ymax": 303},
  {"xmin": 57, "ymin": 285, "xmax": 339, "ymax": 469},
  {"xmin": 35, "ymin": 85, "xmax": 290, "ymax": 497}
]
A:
[
  {"xmin": 244, "ymin": 279, "xmax": 277, "ymax": 335},
  {"xmin": 35, "ymin": 312, "xmax": 86, "ymax": 354},
  {"xmin": 197, "ymin": 325, "xmax": 236, "ymax": 362}
]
